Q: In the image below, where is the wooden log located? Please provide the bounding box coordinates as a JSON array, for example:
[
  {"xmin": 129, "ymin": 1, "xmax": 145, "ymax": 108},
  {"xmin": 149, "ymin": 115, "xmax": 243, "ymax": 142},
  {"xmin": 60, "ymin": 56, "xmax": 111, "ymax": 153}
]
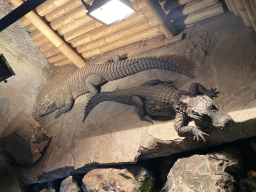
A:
[
  {"xmin": 3, "ymin": 0, "xmax": 11, "ymax": 5},
  {"xmin": 10, "ymin": 0, "xmax": 87, "ymax": 68},
  {"xmin": 229, "ymin": 0, "xmax": 240, "ymax": 15},
  {"xmin": 34, "ymin": 36, "xmax": 50, "ymax": 47},
  {"xmin": 45, "ymin": 0, "xmax": 83, "ymax": 22},
  {"xmin": 92, "ymin": 33, "xmax": 183, "ymax": 64},
  {"xmin": 105, "ymin": 18, "xmax": 158, "ymax": 43},
  {"xmin": 36, "ymin": 0, "xmax": 71, "ymax": 16},
  {"xmin": 64, "ymin": 21, "xmax": 103, "ymax": 42},
  {"xmin": 243, "ymin": 0, "xmax": 256, "ymax": 20},
  {"xmin": 243, "ymin": 0, "xmax": 256, "ymax": 30},
  {"xmin": 43, "ymin": 47, "xmax": 61, "ymax": 58},
  {"xmin": 39, "ymin": 42, "xmax": 55, "ymax": 52},
  {"xmin": 251, "ymin": 20, "xmax": 256, "ymax": 30},
  {"xmin": 54, "ymin": 58, "xmax": 73, "ymax": 67},
  {"xmin": 70, "ymin": 9, "xmax": 153, "ymax": 47},
  {"xmin": 58, "ymin": 15, "xmax": 94, "ymax": 35},
  {"xmin": 173, "ymin": 3, "xmax": 224, "ymax": 29},
  {"xmin": 50, "ymin": 6, "xmax": 88, "ymax": 30},
  {"xmin": 26, "ymin": 23, "xmax": 37, "ymax": 32},
  {"xmin": 29, "ymin": 30, "xmax": 44, "ymax": 41},
  {"xmin": 224, "ymin": 0, "xmax": 234, "ymax": 12},
  {"xmin": 48, "ymin": 53, "xmax": 67, "ymax": 63},
  {"xmin": 82, "ymin": 26, "xmax": 163, "ymax": 58},
  {"xmin": 249, "ymin": 0, "xmax": 256, "ymax": 16},
  {"xmin": 143, "ymin": 0, "xmax": 176, "ymax": 38},
  {"xmin": 233, "ymin": 0, "xmax": 252, "ymax": 26},
  {"xmin": 164, "ymin": 0, "xmax": 194, "ymax": 11},
  {"xmin": 132, "ymin": 0, "xmax": 147, "ymax": 10},
  {"xmin": 169, "ymin": 0, "xmax": 219, "ymax": 20},
  {"xmin": 19, "ymin": 17, "xmax": 31, "ymax": 27},
  {"xmin": 77, "ymin": 18, "xmax": 158, "ymax": 53},
  {"xmin": 8, "ymin": 2, "xmax": 15, "ymax": 9}
]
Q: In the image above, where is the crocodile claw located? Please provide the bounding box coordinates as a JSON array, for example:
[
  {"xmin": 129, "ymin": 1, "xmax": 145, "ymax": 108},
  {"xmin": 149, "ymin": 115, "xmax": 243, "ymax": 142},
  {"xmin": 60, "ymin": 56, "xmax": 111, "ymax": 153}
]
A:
[
  {"xmin": 207, "ymin": 88, "xmax": 219, "ymax": 99},
  {"xmin": 54, "ymin": 110, "xmax": 62, "ymax": 119},
  {"xmin": 191, "ymin": 127, "xmax": 209, "ymax": 142}
]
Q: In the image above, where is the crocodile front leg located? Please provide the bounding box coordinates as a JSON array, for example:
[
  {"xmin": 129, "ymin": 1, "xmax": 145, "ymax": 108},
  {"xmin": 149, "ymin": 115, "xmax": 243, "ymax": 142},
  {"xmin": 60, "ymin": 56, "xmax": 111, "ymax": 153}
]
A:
[
  {"xmin": 174, "ymin": 110, "xmax": 209, "ymax": 141},
  {"xmin": 188, "ymin": 83, "xmax": 219, "ymax": 99},
  {"xmin": 85, "ymin": 74, "xmax": 106, "ymax": 96},
  {"xmin": 54, "ymin": 98, "xmax": 75, "ymax": 118}
]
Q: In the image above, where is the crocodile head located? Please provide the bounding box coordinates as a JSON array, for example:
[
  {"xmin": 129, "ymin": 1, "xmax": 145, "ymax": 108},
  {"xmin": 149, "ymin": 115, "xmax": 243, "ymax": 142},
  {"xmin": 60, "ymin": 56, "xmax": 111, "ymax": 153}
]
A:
[
  {"xmin": 37, "ymin": 86, "xmax": 66, "ymax": 117},
  {"xmin": 37, "ymin": 92, "xmax": 58, "ymax": 117},
  {"xmin": 182, "ymin": 95, "xmax": 233, "ymax": 128}
]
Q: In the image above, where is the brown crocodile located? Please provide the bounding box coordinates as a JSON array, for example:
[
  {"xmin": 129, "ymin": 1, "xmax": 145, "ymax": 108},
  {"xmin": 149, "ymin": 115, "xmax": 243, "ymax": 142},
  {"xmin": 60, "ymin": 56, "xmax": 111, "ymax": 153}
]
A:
[
  {"xmin": 83, "ymin": 80, "xmax": 233, "ymax": 141},
  {"xmin": 38, "ymin": 57, "xmax": 193, "ymax": 118}
]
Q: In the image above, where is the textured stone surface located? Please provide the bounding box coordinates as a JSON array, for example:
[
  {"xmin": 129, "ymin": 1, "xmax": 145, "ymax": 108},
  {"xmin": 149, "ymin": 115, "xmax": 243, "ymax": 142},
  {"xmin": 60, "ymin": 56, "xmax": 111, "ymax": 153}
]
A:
[
  {"xmin": 1, "ymin": 110, "xmax": 51, "ymax": 164},
  {"xmin": 82, "ymin": 167, "xmax": 151, "ymax": 192},
  {"xmin": 163, "ymin": 147, "xmax": 243, "ymax": 191},
  {"xmin": 60, "ymin": 176, "xmax": 81, "ymax": 192},
  {"xmin": 0, "ymin": 1, "xmax": 51, "ymax": 136},
  {"xmin": 20, "ymin": 13, "xmax": 256, "ymax": 183},
  {"xmin": 41, "ymin": 189, "xmax": 57, "ymax": 192}
]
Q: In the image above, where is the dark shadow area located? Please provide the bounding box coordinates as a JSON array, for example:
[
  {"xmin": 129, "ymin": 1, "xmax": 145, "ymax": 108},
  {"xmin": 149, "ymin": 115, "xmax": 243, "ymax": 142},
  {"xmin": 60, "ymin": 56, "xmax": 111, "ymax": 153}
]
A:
[{"xmin": 165, "ymin": 0, "xmax": 230, "ymax": 35}]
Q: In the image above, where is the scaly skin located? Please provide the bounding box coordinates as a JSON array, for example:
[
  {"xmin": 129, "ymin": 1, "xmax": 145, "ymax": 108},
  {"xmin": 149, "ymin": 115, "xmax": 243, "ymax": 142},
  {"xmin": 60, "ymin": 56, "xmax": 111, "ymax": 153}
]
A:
[
  {"xmin": 38, "ymin": 57, "xmax": 193, "ymax": 118},
  {"xmin": 83, "ymin": 80, "xmax": 233, "ymax": 141}
]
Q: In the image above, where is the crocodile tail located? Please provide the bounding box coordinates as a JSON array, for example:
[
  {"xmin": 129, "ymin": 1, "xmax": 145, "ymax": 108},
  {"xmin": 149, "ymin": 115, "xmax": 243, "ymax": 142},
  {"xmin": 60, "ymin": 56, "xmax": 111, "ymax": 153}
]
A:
[
  {"xmin": 103, "ymin": 57, "xmax": 193, "ymax": 81},
  {"xmin": 83, "ymin": 90, "xmax": 134, "ymax": 122},
  {"xmin": 83, "ymin": 92, "xmax": 109, "ymax": 122}
]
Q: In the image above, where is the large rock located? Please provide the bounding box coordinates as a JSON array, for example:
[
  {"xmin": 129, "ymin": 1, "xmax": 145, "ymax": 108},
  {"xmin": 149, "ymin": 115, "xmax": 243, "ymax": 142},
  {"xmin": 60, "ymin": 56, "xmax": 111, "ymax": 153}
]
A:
[
  {"xmin": 162, "ymin": 147, "xmax": 244, "ymax": 191},
  {"xmin": 20, "ymin": 13, "xmax": 256, "ymax": 183},
  {"xmin": 1, "ymin": 110, "xmax": 51, "ymax": 164},
  {"xmin": 60, "ymin": 176, "xmax": 81, "ymax": 192},
  {"xmin": 81, "ymin": 166, "xmax": 152, "ymax": 192}
]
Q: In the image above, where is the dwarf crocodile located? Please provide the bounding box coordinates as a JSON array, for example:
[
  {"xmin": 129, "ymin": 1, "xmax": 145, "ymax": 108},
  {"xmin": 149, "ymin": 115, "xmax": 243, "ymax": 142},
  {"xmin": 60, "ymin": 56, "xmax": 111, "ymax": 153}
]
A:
[{"xmin": 83, "ymin": 80, "xmax": 233, "ymax": 141}]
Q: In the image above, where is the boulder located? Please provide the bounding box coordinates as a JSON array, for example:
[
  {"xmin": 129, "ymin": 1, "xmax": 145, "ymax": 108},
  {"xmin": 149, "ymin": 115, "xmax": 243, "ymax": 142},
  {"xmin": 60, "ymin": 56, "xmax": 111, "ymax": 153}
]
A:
[
  {"xmin": 162, "ymin": 147, "xmax": 244, "ymax": 191},
  {"xmin": 82, "ymin": 166, "xmax": 153, "ymax": 192},
  {"xmin": 60, "ymin": 176, "xmax": 82, "ymax": 192},
  {"xmin": 40, "ymin": 189, "xmax": 57, "ymax": 192},
  {"xmin": 1, "ymin": 110, "xmax": 51, "ymax": 164}
]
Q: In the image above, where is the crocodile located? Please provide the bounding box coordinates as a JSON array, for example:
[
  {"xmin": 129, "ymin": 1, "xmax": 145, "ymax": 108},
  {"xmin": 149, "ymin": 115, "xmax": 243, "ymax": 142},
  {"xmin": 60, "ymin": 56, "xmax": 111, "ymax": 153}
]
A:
[
  {"xmin": 38, "ymin": 57, "xmax": 193, "ymax": 118},
  {"xmin": 83, "ymin": 80, "xmax": 233, "ymax": 141}
]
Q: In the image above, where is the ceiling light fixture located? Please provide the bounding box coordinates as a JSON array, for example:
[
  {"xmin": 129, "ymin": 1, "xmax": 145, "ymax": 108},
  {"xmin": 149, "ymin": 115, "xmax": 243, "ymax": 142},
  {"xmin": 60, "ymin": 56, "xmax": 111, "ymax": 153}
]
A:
[{"xmin": 81, "ymin": 0, "xmax": 136, "ymax": 26}]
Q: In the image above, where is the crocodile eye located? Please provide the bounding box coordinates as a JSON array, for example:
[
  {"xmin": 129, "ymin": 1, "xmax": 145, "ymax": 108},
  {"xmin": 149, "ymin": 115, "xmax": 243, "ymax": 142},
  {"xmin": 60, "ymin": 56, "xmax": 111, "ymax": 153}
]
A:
[{"xmin": 210, "ymin": 104, "xmax": 218, "ymax": 111}]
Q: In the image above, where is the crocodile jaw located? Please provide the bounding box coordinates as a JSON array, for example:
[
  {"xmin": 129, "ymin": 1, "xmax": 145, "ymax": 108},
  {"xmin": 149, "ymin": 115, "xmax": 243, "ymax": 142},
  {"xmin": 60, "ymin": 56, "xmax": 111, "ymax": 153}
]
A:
[{"xmin": 182, "ymin": 95, "xmax": 233, "ymax": 129}]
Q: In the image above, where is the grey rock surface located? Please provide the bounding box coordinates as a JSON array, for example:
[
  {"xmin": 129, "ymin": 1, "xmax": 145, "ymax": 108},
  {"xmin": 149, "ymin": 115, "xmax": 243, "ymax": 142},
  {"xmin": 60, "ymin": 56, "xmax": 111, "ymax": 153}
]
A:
[
  {"xmin": 40, "ymin": 189, "xmax": 57, "ymax": 192},
  {"xmin": 163, "ymin": 147, "xmax": 243, "ymax": 192},
  {"xmin": 19, "ymin": 13, "xmax": 256, "ymax": 183},
  {"xmin": 82, "ymin": 166, "xmax": 151, "ymax": 192},
  {"xmin": 60, "ymin": 176, "xmax": 81, "ymax": 192}
]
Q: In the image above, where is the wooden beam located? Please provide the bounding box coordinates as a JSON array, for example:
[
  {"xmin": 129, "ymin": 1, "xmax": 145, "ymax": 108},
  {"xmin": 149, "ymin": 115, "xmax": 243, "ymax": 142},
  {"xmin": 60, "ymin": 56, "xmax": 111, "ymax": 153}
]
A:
[
  {"xmin": 143, "ymin": 0, "xmax": 176, "ymax": 38},
  {"xmin": 10, "ymin": 0, "xmax": 87, "ymax": 68}
]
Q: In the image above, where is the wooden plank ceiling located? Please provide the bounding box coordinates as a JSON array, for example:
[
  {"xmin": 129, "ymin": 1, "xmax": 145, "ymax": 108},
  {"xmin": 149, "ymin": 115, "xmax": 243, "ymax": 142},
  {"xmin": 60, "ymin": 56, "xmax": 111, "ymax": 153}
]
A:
[{"xmin": 3, "ymin": 0, "xmax": 231, "ymax": 68}]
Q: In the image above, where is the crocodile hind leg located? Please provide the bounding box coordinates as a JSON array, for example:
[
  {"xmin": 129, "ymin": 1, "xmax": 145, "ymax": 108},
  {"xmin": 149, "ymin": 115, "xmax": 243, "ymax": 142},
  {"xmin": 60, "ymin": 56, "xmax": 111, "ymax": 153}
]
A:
[
  {"xmin": 188, "ymin": 83, "xmax": 219, "ymax": 99},
  {"xmin": 131, "ymin": 95, "xmax": 153, "ymax": 124},
  {"xmin": 174, "ymin": 111, "xmax": 209, "ymax": 141},
  {"xmin": 85, "ymin": 74, "xmax": 106, "ymax": 97}
]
